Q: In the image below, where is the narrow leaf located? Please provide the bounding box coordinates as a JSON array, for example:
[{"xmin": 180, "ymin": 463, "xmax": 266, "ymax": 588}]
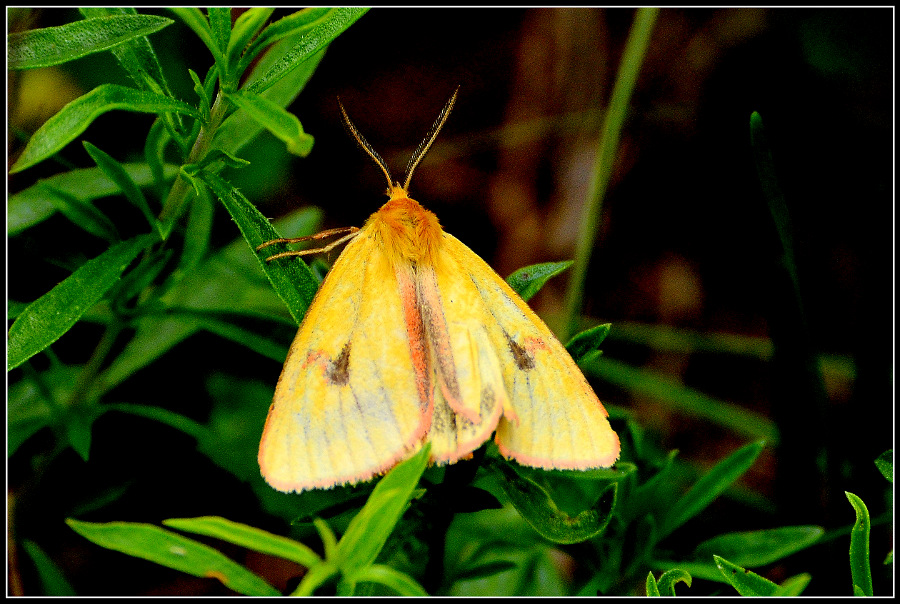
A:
[
  {"xmin": 167, "ymin": 8, "xmax": 217, "ymax": 62},
  {"xmin": 42, "ymin": 185, "xmax": 119, "ymax": 242},
  {"xmin": 9, "ymin": 163, "xmax": 178, "ymax": 236},
  {"xmin": 492, "ymin": 460, "xmax": 617, "ymax": 544},
  {"xmin": 693, "ymin": 525, "xmax": 824, "ymax": 568},
  {"xmin": 196, "ymin": 170, "xmax": 318, "ymax": 324},
  {"xmin": 191, "ymin": 311, "xmax": 289, "ymax": 362},
  {"xmin": 66, "ymin": 519, "xmax": 279, "ymax": 596},
  {"xmin": 246, "ymin": 7, "xmax": 368, "ymax": 95},
  {"xmin": 207, "ymin": 8, "xmax": 232, "ymax": 57},
  {"xmin": 352, "ymin": 564, "xmax": 428, "ymax": 596},
  {"xmin": 79, "ymin": 8, "xmax": 178, "ymax": 106},
  {"xmin": 714, "ymin": 555, "xmax": 778, "ymax": 596},
  {"xmin": 218, "ymin": 45, "xmax": 325, "ymax": 155},
  {"xmin": 21, "ymin": 540, "xmax": 77, "ymax": 596},
  {"xmin": 162, "ymin": 516, "xmax": 320, "ymax": 569},
  {"xmin": 586, "ymin": 357, "xmax": 779, "ymax": 443},
  {"xmin": 95, "ymin": 208, "xmax": 320, "ymax": 393},
  {"xmin": 227, "ymin": 90, "xmax": 314, "ymax": 156},
  {"xmin": 845, "ymin": 491, "xmax": 873, "ymax": 596},
  {"xmin": 227, "ymin": 8, "xmax": 276, "ymax": 68},
  {"xmin": 7, "ymin": 234, "xmax": 156, "ymax": 370},
  {"xmin": 506, "ymin": 260, "xmax": 572, "ymax": 302},
  {"xmin": 240, "ymin": 7, "xmax": 332, "ymax": 70},
  {"xmin": 8, "ymin": 14, "xmax": 173, "ymax": 70},
  {"xmin": 103, "ymin": 403, "xmax": 206, "ymax": 441},
  {"xmin": 83, "ymin": 141, "xmax": 159, "ymax": 235},
  {"xmin": 11, "ymin": 85, "xmax": 199, "ymax": 173},
  {"xmin": 773, "ymin": 573, "xmax": 811, "ymax": 596},
  {"xmin": 656, "ymin": 568, "xmax": 692, "ymax": 596},
  {"xmin": 661, "ymin": 441, "xmax": 764, "ymax": 538},
  {"xmin": 566, "ymin": 322, "xmax": 611, "ymax": 365},
  {"xmin": 645, "ymin": 571, "xmax": 661, "ymax": 597},
  {"xmin": 874, "ymin": 450, "xmax": 892, "ymax": 483},
  {"xmin": 334, "ymin": 444, "xmax": 431, "ymax": 572}
]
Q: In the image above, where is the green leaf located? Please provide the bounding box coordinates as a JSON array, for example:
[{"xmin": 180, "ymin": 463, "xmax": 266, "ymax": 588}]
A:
[
  {"xmin": 240, "ymin": 7, "xmax": 332, "ymax": 72},
  {"xmin": 9, "ymin": 163, "xmax": 179, "ymax": 236},
  {"xmin": 11, "ymin": 85, "xmax": 199, "ymax": 173},
  {"xmin": 7, "ymin": 364, "xmax": 81, "ymax": 457},
  {"xmin": 750, "ymin": 111, "xmax": 802, "ymax": 306},
  {"xmin": 313, "ymin": 517, "xmax": 338, "ymax": 561},
  {"xmin": 82, "ymin": 141, "xmax": 159, "ymax": 235},
  {"xmin": 162, "ymin": 516, "xmax": 321, "ymax": 569},
  {"xmin": 653, "ymin": 568, "xmax": 692, "ymax": 596},
  {"xmin": 42, "ymin": 185, "xmax": 119, "ymax": 242},
  {"xmin": 226, "ymin": 90, "xmax": 315, "ymax": 156},
  {"xmin": 227, "ymin": 8, "xmax": 275, "ymax": 69},
  {"xmin": 196, "ymin": 170, "xmax": 318, "ymax": 324},
  {"xmin": 21, "ymin": 540, "xmax": 77, "ymax": 595},
  {"xmin": 95, "ymin": 208, "xmax": 320, "ymax": 394},
  {"xmin": 183, "ymin": 149, "xmax": 251, "ymax": 176},
  {"xmin": 102, "ymin": 403, "xmax": 206, "ymax": 441},
  {"xmin": 353, "ymin": 564, "xmax": 429, "ymax": 596},
  {"xmin": 693, "ymin": 525, "xmax": 824, "ymax": 568},
  {"xmin": 453, "ymin": 559, "xmax": 519, "ymax": 583},
  {"xmin": 874, "ymin": 450, "xmax": 892, "ymax": 483},
  {"xmin": 845, "ymin": 491, "xmax": 873, "ymax": 596},
  {"xmin": 79, "ymin": 8, "xmax": 179, "ymax": 108},
  {"xmin": 167, "ymin": 8, "xmax": 217, "ymax": 62},
  {"xmin": 334, "ymin": 444, "xmax": 431, "ymax": 573},
  {"xmin": 773, "ymin": 573, "xmax": 811, "ymax": 596},
  {"xmin": 189, "ymin": 310, "xmax": 289, "ymax": 362},
  {"xmin": 645, "ymin": 571, "xmax": 660, "ymax": 596},
  {"xmin": 64, "ymin": 407, "xmax": 95, "ymax": 461},
  {"xmin": 506, "ymin": 260, "xmax": 572, "ymax": 302},
  {"xmin": 585, "ymin": 357, "xmax": 779, "ymax": 443},
  {"xmin": 661, "ymin": 441, "xmax": 764, "ymax": 538},
  {"xmin": 246, "ymin": 7, "xmax": 368, "ymax": 95},
  {"xmin": 8, "ymin": 14, "xmax": 173, "ymax": 70},
  {"xmin": 207, "ymin": 8, "xmax": 232, "ymax": 58},
  {"xmin": 714, "ymin": 555, "xmax": 778, "ymax": 596},
  {"xmin": 565, "ymin": 322, "xmax": 611, "ymax": 365},
  {"xmin": 179, "ymin": 188, "xmax": 214, "ymax": 273},
  {"xmin": 293, "ymin": 560, "xmax": 339, "ymax": 596},
  {"xmin": 188, "ymin": 69, "xmax": 212, "ymax": 121},
  {"xmin": 7, "ymin": 234, "xmax": 156, "ymax": 371},
  {"xmin": 65, "ymin": 519, "xmax": 279, "ymax": 596},
  {"xmin": 218, "ymin": 52, "xmax": 324, "ymax": 156},
  {"xmin": 491, "ymin": 460, "xmax": 617, "ymax": 544}
]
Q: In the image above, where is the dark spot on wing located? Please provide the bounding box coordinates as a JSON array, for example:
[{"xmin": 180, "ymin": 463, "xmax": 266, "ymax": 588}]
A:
[
  {"xmin": 328, "ymin": 342, "xmax": 351, "ymax": 386},
  {"xmin": 481, "ymin": 385, "xmax": 496, "ymax": 415},
  {"xmin": 506, "ymin": 335, "xmax": 535, "ymax": 371}
]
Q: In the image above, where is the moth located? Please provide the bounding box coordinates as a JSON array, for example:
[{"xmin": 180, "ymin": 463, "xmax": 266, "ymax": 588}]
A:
[{"xmin": 257, "ymin": 89, "xmax": 619, "ymax": 492}]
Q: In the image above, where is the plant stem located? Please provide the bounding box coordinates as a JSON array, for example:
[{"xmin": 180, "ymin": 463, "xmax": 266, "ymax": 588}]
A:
[
  {"xmin": 158, "ymin": 92, "xmax": 229, "ymax": 235},
  {"xmin": 561, "ymin": 7, "xmax": 658, "ymax": 342}
]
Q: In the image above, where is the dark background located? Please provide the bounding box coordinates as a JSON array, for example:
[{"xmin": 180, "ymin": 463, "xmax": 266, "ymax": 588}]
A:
[{"xmin": 8, "ymin": 8, "xmax": 893, "ymax": 596}]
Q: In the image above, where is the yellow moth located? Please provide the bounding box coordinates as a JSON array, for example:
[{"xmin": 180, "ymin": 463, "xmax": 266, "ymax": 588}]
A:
[{"xmin": 257, "ymin": 89, "xmax": 619, "ymax": 492}]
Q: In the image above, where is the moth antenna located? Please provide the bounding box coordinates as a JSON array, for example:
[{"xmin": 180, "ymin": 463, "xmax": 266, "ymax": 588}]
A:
[
  {"xmin": 402, "ymin": 86, "xmax": 459, "ymax": 191},
  {"xmin": 339, "ymin": 97, "xmax": 394, "ymax": 191}
]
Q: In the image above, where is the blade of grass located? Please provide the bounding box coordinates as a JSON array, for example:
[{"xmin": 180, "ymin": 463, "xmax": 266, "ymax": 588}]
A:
[{"xmin": 562, "ymin": 7, "xmax": 658, "ymax": 341}]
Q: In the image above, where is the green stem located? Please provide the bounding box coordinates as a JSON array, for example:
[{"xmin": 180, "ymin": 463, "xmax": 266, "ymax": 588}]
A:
[
  {"xmin": 158, "ymin": 92, "xmax": 229, "ymax": 236},
  {"xmin": 561, "ymin": 7, "xmax": 658, "ymax": 342},
  {"xmin": 68, "ymin": 320, "xmax": 123, "ymax": 409}
]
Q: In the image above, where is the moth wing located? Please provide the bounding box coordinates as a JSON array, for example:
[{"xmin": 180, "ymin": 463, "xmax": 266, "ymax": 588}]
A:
[
  {"xmin": 258, "ymin": 230, "xmax": 430, "ymax": 492},
  {"xmin": 420, "ymin": 262, "xmax": 508, "ymax": 464},
  {"xmin": 441, "ymin": 233, "xmax": 620, "ymax": 470}
]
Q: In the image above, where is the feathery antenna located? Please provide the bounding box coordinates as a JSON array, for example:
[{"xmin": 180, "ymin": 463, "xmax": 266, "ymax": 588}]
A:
[
  {"xmin": 403, "ymin": 87, "xmax": 459, "ymax": 191},
  {"xmin": 339, "ymin": 98, "xmax": 394, "ymax": 190}
]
